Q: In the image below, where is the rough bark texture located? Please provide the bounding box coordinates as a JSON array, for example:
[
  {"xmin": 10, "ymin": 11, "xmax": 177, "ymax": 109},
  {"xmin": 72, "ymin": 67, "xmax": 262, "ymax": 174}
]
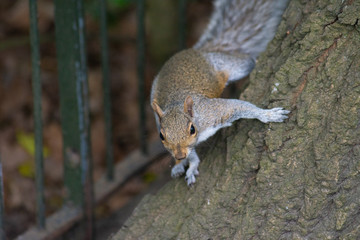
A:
[{"xmin": 113, "ymin": 0, "xmax": 360, "ymax": 239}]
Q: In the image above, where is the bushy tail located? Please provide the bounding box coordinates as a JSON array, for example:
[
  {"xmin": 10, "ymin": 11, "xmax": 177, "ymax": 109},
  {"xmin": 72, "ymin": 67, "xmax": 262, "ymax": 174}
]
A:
[{"xmin": 193, "ymin": 0, "xmax": 290, "ymax": 58}]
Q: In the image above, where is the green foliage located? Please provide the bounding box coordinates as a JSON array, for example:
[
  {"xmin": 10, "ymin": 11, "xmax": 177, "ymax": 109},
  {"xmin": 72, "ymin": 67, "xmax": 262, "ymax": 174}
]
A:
[
  {"xmin": 85, "ymin": 0, "xmax": 134, "ymax": 26},
  {"xmin": 142, "ymin": 172, "xmax": 157, "ymax": 183},
  {"xmin": 108, "ymin": 0, "xmax": 133, "ymax": 8},
  {"xmin": 18, "ymin": 160, "xmax": 35, "ymax": 179},
  {"xmin": 16, "ymin": 131, "xmax": 49, "ymax": 157}
]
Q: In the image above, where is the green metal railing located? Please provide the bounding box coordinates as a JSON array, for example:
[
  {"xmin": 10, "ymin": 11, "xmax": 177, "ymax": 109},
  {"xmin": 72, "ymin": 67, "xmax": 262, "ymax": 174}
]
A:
[
  {"xmin": 99, "ymin": 0, "xmax": 115, "ymax": 182},
  {"xmin": 0, "ymin": 156, "xmax": 5, "ymax": 240},
  {"xmin": 137, "ymin": 0, "xmax": 147, "ymax": 154},
  {"xmin": 178, "ymin": 0, "xmax": 188, "ymax": 50},
  {"xmin": 54, "ymin": 0, "xmax": 95, "ymax": 237},
  {"xmin": 29, "ymin": 0, "xmax": 46, "ymax": 230},
  {"xmin": 0, "ymin": 0, "xmax": 188, "ymax": 239}
]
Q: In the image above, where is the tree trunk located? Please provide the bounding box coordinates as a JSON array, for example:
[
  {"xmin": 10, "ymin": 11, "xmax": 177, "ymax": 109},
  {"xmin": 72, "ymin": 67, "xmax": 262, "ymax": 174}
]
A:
[{"xmin": 113, "ymin": 0, "xmax": 360, "ymax": 239}]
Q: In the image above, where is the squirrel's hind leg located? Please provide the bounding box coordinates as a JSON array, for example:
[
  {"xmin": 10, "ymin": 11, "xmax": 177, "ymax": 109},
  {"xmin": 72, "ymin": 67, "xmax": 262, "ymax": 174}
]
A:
[{"xmin": 201, "ymin": 51, "xmax": 255, "ymax": 84}]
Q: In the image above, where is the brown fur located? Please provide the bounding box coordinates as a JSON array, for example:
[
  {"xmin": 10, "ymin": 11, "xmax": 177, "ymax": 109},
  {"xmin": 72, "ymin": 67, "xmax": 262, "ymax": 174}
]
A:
[
  {"xmin": 151, "ymin": 49, "xmax": 228, "ymax": 109},
  {"xmin": 149, "ymin": 0, "xmax": 290, "ymax": 185}
]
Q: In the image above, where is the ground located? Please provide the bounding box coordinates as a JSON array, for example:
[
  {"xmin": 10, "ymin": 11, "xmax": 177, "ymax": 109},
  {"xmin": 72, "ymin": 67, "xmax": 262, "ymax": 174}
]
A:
[{"xmin": 0, "ymin": 0, "xmax": 211, "ymax": 238}]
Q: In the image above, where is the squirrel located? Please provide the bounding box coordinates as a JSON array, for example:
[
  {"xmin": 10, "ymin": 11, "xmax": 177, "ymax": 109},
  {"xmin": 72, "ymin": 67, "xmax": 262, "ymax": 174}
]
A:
[{"xmin": 150, "ymin": 0, "xmax": 291, "ymax": 186}]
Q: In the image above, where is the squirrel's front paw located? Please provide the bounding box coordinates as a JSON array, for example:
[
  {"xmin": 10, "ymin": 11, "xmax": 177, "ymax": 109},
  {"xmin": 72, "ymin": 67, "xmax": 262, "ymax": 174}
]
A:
[
  {"xmin": 185, "ymin": 168, "xmax": 199, "ymax": 186},
  {"xmin": 260, "ymin": 107, "xmax": 290, "ymax": 123},
  {"xmin": 171, "ymin": 164, "xmax": 185, "ymax": 178}
]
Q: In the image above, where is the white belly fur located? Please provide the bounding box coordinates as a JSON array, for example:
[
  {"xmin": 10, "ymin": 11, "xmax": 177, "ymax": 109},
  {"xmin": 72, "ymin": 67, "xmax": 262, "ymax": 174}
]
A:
[{"xmin": 197, "ymin": 122, "xmax": 232, "ymax": 144}]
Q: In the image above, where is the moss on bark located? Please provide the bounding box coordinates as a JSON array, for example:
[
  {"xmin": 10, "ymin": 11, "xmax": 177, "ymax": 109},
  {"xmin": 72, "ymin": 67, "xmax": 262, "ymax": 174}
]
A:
[{"xmin": 113, "ymin": 0, "xmax": 360, "ymax": 239}]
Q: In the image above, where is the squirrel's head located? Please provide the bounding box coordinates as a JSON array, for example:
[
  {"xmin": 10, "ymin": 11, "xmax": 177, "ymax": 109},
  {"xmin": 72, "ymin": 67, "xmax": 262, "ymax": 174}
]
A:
[{"xmin": 152, "ymin": 96, "xmax": 198, "ymax": 162}]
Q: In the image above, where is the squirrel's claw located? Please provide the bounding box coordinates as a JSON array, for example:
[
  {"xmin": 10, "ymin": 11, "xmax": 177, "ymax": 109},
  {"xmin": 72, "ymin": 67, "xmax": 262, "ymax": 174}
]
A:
[
  {"xmin": 185, "ymin": 175, "xmax": 196, "ymax": 187},
  {"xmin": 171, "ymin": 164, "xmax": 185, "ymax": 178},
  {"xmin": 260, "ymin": 107, "xmax": 290, "ymax": 123},
  {"xmin": 185, "ymin": 168, "xmax": 199, "ymax": 186}
]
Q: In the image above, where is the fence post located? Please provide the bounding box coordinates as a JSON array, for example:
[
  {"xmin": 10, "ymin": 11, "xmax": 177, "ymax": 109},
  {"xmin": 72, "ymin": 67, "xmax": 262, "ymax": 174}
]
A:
[
  {"xmin": 99, "ymin": 0, "xmax": 114, "ymax": 181},
  {"xmin": 178, "ymin": 0, "xmax": 187, "ymax": 50},
  {"xmin": 54, "ymin": 0, "xmax": 94, "ymax": 238},
  {"xmin": 0, "ymin": 156, "xmax": 4, "ymax": 240},
  {"xmin": 29, "ymin": 0, "xmax": 46, "ymax": 230},
  {"xmin": 137, "ymin": 0, "xmax": 147, "ymax": 155}
]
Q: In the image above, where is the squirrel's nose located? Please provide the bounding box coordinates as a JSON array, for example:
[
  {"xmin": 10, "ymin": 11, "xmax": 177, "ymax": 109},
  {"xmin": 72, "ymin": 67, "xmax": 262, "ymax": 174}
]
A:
[
  {"xmin": 175, "ymin": 152, "xmax": 186, "ymax": 160},
  {"xmin": 174, "ymin": 145, "xmax": 187, "ymax": 160}
]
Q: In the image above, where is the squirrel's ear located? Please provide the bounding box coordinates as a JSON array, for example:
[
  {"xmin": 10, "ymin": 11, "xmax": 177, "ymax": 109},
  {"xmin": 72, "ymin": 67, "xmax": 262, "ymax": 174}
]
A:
[
  {"xmin": 152, "ymin": 101, "xmax": 164, "ymax": 119},
  {"xmin": 184, "ymin": 96, "xmax": 193, "ymax": 117}
]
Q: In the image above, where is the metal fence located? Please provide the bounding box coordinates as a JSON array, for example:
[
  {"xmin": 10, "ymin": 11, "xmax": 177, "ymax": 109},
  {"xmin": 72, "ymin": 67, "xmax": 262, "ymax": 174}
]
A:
[{"xmin": 0, "ymin": 0, "xmax": 187, "ymax": 239}]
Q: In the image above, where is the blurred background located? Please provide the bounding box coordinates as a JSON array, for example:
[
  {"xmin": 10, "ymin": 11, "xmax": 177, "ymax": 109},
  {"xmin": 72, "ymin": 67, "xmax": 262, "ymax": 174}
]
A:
[{"xmin": 0, "ymin": 0, "xmax": 212, "ymax": 238}]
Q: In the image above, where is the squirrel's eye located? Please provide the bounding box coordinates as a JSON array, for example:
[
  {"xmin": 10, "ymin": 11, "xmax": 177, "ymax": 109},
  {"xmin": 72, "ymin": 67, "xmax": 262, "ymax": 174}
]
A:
[
  {"xmin": 159, "ymin": 132, "xmax": 165, "ymax": 141},
  {"xmin": 190, "ymin": 124, "xmax": 196, "ymax": 135}
]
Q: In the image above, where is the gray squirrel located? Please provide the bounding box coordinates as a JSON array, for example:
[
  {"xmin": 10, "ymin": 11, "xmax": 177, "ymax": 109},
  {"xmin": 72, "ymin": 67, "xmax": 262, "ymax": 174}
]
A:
[{"xmin": 150, "ymin": 0, "xmax": 291, "ymax": 186}]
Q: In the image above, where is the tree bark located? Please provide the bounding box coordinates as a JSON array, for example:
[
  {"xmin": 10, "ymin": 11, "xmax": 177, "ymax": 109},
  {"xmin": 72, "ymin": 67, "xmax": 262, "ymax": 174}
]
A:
[{"xmin": 113, "ymin": 0, "xmax": 360, "ymax": 239}]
